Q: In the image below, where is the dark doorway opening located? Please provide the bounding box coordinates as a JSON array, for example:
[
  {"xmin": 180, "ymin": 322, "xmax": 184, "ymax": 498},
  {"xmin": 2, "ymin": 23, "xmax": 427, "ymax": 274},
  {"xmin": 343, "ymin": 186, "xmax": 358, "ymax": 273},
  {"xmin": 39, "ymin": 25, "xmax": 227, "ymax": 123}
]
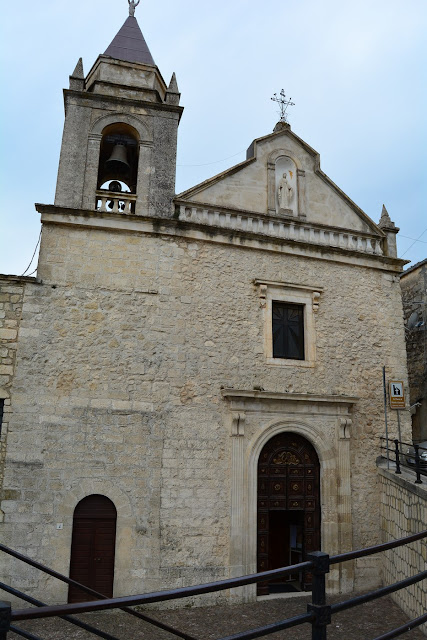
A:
[
  {"xmin": 268, "ymin": 510, "xmax": 304, "ymax": 592},
  {"xmin": 68, "ymin": 495, "xmax": 117, "ymax": 603},
  {"xmin": 257, "ymin": 432, "xmax": 320, "ymax": 595}
]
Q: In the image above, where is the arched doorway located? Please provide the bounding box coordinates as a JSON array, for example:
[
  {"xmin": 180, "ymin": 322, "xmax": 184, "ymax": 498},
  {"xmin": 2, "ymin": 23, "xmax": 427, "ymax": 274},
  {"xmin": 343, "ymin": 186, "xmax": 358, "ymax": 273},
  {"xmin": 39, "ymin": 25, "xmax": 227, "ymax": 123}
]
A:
[
  {"xmin": 68, "ymin": 495, "xmax": 117, "ymax": 603},
  {"xmin": 257, "ymin": 432, "xmax": 320, "ymax": 595}
]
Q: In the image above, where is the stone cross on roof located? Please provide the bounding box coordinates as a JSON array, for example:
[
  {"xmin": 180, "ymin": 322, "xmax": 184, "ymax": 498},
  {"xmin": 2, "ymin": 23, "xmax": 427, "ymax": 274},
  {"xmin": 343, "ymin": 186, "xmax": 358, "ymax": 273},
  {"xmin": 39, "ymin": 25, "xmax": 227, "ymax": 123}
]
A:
[{"xmin": 271, "ymin": 89, "xmax": 295, "ymax": 123}]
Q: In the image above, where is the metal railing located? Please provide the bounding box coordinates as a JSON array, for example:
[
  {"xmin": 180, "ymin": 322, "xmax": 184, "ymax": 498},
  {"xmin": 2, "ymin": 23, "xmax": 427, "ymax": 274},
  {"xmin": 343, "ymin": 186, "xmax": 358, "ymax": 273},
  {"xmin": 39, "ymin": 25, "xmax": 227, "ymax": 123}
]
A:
[
  {"xmin": 1, "ymin": 529, "xmax": 427, "ymax": 639},
  {"xmin": 381, "ymin": 438, "xmax": 427, "ymax": 484}
]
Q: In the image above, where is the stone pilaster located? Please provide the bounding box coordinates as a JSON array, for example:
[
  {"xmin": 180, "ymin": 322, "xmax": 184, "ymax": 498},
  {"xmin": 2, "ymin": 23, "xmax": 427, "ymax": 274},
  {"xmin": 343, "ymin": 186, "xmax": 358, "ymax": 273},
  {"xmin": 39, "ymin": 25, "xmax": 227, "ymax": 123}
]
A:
[
  {"xmin": 82, "ymin": 134, "xmax": 102, "ymax": 211},
  {"xmin": 230, "ymin": 412, "xmax": 246, "ymax": 599},
  {"xmin": 297, "ymin": 169, "xmax": 307, "ymax": 219},
  {"xmin": 135, "ymin": 142, "xmax": 153, "ymax": 217},
  {"xmin": 337, "ymin": 417, "xmax": 355, "ymax": 592}
]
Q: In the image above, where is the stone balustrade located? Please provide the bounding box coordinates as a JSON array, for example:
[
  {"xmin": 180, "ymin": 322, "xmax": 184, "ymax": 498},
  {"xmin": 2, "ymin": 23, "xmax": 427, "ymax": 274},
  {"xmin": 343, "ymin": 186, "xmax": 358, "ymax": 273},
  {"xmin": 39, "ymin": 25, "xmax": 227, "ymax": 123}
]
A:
[
  {"xmin": 176, "ymin": 203, "xmax": 384, "ymax": 256},
  {"xmin": 95, "ymin": 190, "xmax": 137, "ymax": 215}
]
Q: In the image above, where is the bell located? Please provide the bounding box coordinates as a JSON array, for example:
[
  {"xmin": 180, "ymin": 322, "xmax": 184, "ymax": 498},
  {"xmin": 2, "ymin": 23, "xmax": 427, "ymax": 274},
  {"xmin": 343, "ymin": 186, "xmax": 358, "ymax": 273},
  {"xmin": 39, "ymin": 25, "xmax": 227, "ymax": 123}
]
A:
[{"xmin": 105, "ymin": 142, "xmax": 130, "ymax": 175}]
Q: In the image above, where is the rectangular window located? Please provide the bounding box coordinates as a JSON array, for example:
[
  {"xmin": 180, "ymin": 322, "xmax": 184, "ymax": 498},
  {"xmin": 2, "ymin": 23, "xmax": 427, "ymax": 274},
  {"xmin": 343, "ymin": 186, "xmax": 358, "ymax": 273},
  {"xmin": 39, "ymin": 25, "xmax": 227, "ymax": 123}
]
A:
[{"xmin": 272, "ymin": 302, "xmax": 304, "ymax": 360}]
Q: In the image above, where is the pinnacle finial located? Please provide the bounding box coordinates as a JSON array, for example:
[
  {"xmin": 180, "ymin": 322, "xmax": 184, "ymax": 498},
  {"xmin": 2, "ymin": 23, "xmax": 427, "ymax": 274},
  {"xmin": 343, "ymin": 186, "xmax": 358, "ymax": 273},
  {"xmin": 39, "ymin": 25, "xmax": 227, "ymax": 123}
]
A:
[
  {"xmin": 379, "ymin": 204, "xmax": 396, "ymax": 229},
  {"xmin": 168, "ymin": 73, "xmax": 179, "ymax": 93},
  {"xmin": 71, "ymin": 58, "xmax": 84, "ymax": 79},
  {"xmin": 128, "ymin": 0, "xmax": 140, "ymax": 17},
  {"xmin": 69, "ymin": 57, "xmax": 85, "ymax": 90},
  {"xmin": 166, "ymin": 73, "xmax": 180, "ymax": 105}
]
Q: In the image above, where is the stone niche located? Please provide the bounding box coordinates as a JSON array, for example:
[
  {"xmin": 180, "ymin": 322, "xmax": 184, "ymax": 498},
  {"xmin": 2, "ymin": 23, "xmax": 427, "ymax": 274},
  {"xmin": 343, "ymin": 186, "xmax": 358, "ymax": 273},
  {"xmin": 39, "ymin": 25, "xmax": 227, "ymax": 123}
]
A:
[
  {"xmin": 275, "ymin": 156, "xmax": 298, "ymax": 215},
  {"xmin": 267, "ymin": 150, "xmax": 306, "ymax": 219}
]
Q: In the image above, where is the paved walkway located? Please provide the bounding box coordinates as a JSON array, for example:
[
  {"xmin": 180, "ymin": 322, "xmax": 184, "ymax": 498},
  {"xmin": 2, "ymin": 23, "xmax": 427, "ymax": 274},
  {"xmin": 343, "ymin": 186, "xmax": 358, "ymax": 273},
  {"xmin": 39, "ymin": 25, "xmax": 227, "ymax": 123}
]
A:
[{"xmin": 8, "ymin": 593, "xmax": 426, "ymax": 640}]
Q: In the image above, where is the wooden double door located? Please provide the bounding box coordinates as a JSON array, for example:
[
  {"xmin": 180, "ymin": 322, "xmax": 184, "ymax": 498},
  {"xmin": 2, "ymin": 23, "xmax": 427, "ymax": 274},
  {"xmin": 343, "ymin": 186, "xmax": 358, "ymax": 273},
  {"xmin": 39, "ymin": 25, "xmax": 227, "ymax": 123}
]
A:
[
  {"xmin": 257, "ymin": 433, "xmax": 320, "ymax": 594},
  {"xmin": 68, "ymin": 495, "xmax": 117, "ymax": 603}
]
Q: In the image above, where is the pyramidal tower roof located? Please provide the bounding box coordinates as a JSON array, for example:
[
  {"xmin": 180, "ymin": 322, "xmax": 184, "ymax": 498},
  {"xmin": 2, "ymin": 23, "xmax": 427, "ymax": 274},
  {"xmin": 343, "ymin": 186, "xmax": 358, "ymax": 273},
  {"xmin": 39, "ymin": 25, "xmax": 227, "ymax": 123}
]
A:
[{"xmin": 104, "ymin": 16, "xmax": 155, "ymax": 66}]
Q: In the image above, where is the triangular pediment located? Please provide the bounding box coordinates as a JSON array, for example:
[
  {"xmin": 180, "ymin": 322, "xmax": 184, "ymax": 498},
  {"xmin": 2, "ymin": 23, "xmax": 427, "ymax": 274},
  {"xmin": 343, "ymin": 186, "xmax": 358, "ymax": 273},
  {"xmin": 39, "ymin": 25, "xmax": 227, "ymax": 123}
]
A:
[{"xmin": 177, "ymin": 125, "xmax": 382, "ymax": 236}]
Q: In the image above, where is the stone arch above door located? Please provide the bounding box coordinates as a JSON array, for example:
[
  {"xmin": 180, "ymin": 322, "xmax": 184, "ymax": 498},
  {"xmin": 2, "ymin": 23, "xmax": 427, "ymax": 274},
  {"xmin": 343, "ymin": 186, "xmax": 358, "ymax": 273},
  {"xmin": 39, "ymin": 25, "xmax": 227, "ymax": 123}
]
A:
[
  {"xmin": 221, "ymin": 388, "xmax": 357, "ymax": 600},
  {"xmin": 52, "ymin": 479, "xmax": 135, "ymax": 602}
]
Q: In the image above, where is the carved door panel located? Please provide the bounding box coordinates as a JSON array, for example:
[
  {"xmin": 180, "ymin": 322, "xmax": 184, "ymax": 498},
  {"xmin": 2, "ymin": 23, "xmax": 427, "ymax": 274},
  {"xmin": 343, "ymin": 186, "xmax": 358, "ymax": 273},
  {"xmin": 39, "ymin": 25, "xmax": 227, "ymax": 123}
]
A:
[
  {"xmin": 257, "ymin": 433, "xmax": 320, "ymax": 595},
  {"xmin": 68, "ymin": 495, "xmax": 117, "ymax": 603}
]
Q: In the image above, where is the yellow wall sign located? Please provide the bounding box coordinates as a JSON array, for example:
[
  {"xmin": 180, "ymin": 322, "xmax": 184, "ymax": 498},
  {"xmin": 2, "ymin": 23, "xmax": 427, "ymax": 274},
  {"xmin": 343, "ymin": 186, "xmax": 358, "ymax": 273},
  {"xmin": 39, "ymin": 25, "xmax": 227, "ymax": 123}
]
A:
[{"xmin": 389, "ymin": 381, "xmax": 405, "ymax": 409}]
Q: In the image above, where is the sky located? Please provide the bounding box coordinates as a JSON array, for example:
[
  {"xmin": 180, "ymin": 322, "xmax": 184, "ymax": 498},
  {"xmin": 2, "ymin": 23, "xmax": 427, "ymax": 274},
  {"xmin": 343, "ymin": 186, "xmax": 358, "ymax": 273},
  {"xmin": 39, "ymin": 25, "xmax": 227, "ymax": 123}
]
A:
[{"xmin": 0, "ymin": 0, "xmax": 426, "ymax": 276}]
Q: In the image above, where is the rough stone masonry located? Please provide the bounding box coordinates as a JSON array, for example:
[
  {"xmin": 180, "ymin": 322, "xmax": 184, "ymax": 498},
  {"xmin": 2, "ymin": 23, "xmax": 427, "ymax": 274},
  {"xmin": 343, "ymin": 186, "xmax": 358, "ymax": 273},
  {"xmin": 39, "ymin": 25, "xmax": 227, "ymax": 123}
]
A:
[{"xmin": 0, "ymin": 9, "xmax": 413, "ymax": 607}]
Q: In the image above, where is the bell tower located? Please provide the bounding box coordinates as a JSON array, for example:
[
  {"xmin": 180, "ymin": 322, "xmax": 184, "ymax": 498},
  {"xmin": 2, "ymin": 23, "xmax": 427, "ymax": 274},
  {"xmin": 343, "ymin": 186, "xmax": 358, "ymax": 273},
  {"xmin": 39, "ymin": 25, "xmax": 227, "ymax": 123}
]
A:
[{"xmin": 54, "ymin": 7, "xmax": 182, "ymax": 218}]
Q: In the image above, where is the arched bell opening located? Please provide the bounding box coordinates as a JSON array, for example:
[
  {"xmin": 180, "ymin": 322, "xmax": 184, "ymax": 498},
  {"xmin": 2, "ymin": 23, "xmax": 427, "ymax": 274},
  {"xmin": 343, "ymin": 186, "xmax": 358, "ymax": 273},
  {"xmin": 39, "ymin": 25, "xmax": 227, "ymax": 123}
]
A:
[
  {"xmin": 96, "ymin": 123, "xmax": 139, "ymax": 214},
  {"xmin": 257, "ymin": 432, "xmax": 320, "ymax": 595}
]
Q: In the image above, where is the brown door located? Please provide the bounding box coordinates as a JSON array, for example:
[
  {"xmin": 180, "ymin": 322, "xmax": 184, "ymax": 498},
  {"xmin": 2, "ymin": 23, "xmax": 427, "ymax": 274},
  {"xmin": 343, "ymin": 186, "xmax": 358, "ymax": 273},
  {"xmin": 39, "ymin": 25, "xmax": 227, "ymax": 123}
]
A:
[
  {"xmin": 68, "ymin": 495, "xmax": 117, "ymax": 603},
  {"xmin": 257, "ymin": 433, "xmax": 320, "ymax": 595}
]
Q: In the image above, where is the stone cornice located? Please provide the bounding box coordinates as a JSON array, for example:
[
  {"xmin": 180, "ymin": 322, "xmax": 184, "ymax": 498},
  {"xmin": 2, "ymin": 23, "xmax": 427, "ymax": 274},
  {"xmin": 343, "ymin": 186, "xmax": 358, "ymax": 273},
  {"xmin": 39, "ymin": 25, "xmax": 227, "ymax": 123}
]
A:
[
  {"xmin": 85, "ymin": 55, "xmax": 168, "ymax": 92},
  {"xmin": 221, "ymin": 389, "xmax": 359, "ymax": 404},
  {"xmin": 0, "ymin": 274, "xmax": 39, "ymax": 284},
  {"xmin": 253, "ymin": 279, "xmax": 324, "ymax": 292},
  {"xmin": 63, "ymin": 89, "xmax": 184, "ymax": 119},
  {"xmin": 34, "ymin": 204, "xmax": 408, "ymax": 273},
  {"xmin": 221, "ymin": 389, "xmax": 359, "ymax": 414}
]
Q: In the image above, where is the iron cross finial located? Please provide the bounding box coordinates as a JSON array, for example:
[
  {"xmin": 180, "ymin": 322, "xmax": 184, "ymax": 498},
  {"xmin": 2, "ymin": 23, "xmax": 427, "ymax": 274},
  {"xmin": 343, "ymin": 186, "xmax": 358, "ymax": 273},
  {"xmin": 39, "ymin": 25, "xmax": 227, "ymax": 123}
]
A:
[
  {"xmin": 128, "ymin": 0, "xmax": 140, "ymax": 17},
  {"xmin": 271, "ymin": 90, "xmax": 295, "ymax": 123}
]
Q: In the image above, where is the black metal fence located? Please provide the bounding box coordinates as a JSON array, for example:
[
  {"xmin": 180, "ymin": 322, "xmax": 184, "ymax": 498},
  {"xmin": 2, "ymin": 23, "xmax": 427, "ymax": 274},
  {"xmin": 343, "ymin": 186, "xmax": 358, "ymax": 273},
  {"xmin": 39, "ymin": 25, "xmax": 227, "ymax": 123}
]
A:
[
  {"xmin": 1, "ymin": 529, "xmax": 427, "ymax": 640},
  {"xmin": 381, "ymin": 438, "xmax": 427, "ymax": 483}
]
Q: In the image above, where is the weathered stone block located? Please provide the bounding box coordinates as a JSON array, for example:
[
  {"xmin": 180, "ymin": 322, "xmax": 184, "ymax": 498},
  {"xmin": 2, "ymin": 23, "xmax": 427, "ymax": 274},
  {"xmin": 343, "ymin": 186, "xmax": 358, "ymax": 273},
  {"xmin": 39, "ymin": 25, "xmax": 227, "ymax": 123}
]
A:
[{"xmin": 0, "ymin": 329, "xmax": 17, "ymax": 340}]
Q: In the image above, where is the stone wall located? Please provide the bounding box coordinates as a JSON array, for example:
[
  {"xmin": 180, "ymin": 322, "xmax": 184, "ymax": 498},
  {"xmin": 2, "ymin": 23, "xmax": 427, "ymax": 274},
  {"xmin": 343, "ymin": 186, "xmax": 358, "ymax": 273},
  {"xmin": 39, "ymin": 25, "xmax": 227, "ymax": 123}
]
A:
[
  {"xmin": 0, "ymin": 276, "xmax": 36, "ymax": 504},
  {"xmin": 0, "ymin": 219, "xmax": 412, "ymax": 602},
  {"xmin": 379, "ymin": 463, "xmax": 427, "ymax": 636},
  {"xmin": 401, "ymin": 261, "xmax": 427, "ymax": 441}
]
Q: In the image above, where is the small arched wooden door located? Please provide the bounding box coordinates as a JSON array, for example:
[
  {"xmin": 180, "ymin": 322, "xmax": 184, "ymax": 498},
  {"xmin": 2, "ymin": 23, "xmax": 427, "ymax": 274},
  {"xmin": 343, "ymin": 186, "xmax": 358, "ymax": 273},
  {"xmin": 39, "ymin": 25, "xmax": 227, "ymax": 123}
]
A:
[
  {"xmin": 257, "ymin": 433, "xmax": 320, "ymax": 594},
  {"xmin": 68, "ymin": 495, "xmax": 117, "ymax": 603}
]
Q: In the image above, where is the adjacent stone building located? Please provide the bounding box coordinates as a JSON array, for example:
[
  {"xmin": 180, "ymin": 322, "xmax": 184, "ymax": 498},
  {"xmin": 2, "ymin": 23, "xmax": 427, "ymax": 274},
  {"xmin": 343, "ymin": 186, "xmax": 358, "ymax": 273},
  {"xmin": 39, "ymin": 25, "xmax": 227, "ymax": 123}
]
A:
[
  {"xmin": 401, "ymin": 259, "xmax": 427, "ymax": 442},
  {"xmin": 0, "ymin": 11, "xmax": 412, "ymax": 604}
]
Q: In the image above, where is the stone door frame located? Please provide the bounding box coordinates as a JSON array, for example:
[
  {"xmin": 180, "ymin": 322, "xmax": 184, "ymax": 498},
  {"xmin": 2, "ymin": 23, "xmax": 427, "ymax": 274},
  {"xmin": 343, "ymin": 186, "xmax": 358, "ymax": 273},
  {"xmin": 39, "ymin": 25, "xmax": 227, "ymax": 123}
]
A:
[
  {"xmin": 222, "ymin": 389, "xmax": 358, "ymax": 600},
  {"xmin": 68, "ymin": 494, "xmax": 117, "ymax": 602}
]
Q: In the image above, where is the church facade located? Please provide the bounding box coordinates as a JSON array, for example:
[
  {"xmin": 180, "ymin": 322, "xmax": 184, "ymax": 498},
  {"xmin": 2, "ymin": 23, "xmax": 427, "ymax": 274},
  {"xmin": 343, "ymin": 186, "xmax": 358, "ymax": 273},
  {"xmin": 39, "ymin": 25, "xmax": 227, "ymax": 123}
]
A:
[{"xmin": 0, "ymin": 12, "xmax": 411, "ymax": 603}]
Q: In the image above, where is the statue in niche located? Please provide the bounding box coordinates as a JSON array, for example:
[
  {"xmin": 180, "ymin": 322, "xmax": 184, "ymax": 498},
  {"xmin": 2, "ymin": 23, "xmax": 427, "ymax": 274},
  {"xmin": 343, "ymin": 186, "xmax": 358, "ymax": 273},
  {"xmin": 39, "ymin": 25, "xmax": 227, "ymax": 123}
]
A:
[
  {"xmin": 128, "ymin": 0, "xmax": 140, "ymax": 17},
  {"xmin": 277, "ymin": 172, "xmax": 294, "ymax": 212}
]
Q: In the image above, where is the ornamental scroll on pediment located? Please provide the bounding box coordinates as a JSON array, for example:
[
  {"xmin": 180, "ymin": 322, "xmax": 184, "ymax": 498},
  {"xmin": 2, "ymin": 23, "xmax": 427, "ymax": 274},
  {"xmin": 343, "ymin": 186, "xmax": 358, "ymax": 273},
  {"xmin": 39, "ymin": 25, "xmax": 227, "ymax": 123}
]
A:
[{"xmin": 273, "ymin": 451, "xmax": 300, "ymax": 465}]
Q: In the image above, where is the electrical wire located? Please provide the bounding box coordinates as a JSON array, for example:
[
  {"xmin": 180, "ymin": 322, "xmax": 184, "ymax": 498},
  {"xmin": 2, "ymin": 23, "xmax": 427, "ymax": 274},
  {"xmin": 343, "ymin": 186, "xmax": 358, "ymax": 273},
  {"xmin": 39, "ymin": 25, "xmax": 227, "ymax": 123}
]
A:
[
  {"xmin": 401, "ymin": 227, "xmax": 427, "ymax": 257},
  {"xmin": 399, "ymin": 235, "xmax": 427, "ymax": 245},
  {"xmin": 177, "ymin": 150, "xmax": 246, "ymax": 167},
  {"xmin": 21, "ymin": 231, "xmax": 41, "ymax": 276}
]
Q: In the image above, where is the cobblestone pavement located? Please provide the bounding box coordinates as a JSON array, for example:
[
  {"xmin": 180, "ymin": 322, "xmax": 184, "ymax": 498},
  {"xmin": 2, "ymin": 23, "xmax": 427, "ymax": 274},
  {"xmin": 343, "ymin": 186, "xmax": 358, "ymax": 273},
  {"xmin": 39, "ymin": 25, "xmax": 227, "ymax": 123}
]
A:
[{"xmin": 8, "ymin": 594, "xmax": 426, "ymax": 640}]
